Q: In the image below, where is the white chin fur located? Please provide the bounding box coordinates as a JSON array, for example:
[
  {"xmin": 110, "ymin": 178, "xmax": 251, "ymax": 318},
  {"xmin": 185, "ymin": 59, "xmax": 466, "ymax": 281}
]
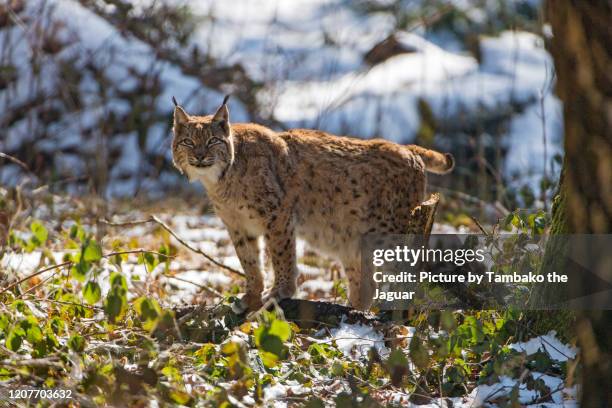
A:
[{"xmin": 187, "ymin": 163, "xmax": 223, "ymax": 187}]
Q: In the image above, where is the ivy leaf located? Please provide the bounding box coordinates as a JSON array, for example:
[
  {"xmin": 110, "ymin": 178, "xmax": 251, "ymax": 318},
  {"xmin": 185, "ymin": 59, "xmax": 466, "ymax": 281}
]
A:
[
  {"xmin": 268, "ymin": 319, "xmax": 291, "ymax": 342},
  {"xmin": 109, "ymin": 272, "xmax": 128, "ymax": 290},
  {"xmin": 0, "ymin": 313, "xmax": 10, "ymax": 334},
  {"xmin": 68, "ymin": 334, "xmax": 86, "ymax": 352},
  {"xmin": 168, "ymin": 389, "xmax": 190, "ymax": 404},
  {"xmin": 45, "ymin": 329, "xmax": 60, "ymax": 350},
  {"xmin": 71, "ymin": 259, "xmax": 90, "ymax": 282},
  {"xmin": 59, "ymin": 293, "xmax": 91, "ymax": 318},
  {"xmin": 104, "ymin": 286, "xmax": 128, "ymax": 324},
  {"xmin": 440, "ymin": 310, "xmax": 457, "ymax": 332},
  {"xmin": 69, "ymin": 224, "xmax": 79, "ymax": 239},
  {"xmin": 466, "ymin": 316, "xmax": 485, "ymax": 344},
  {"xmin": 83, "ymin": 240, "xmax": 102, "ymax": 262},
  {"xmin": 387, "ymin": 349, "xmax": 409, "ymax": 386},
  {"xmin": 134, "ymin": 297, "xmax": 162, "ymax": 332},
  {"xmin": 331, "ymin": 360, "xmax": 345, "ymax": 377},
  {"xmin": 254, "ymin": 317, "xmax": 292, "ymax": 367},
  {"xmin": 409, "ymin": 336, "xmax": 429, "ymax": 371},
  {"xmin": 20, "ymin": 316, "xmax": 43, "ymax": 344},
  {"xmin": 6, "ymin": 326, "xmax": 25, "ymax": 351},
  {"xmin": 30, "ymin": 221, "xmax": 48, "ymax": 247},
  {"xmin": 141, "ymin": 252, "xmax": 158, "ymax": 272},
  {"xmin": 83, "ymin": 281, "xmax": 101, "ymax": 304}
]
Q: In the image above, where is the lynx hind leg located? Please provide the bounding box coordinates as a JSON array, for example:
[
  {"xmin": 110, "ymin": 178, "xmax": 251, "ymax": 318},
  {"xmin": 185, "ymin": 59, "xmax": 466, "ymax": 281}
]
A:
[
  {"xmin": 345, "ymin": 264, "xmax": 375, "ymax": 311},
  {"xmin": 228, "ymin": 229, "xmax": 264, "ymax": 312}
]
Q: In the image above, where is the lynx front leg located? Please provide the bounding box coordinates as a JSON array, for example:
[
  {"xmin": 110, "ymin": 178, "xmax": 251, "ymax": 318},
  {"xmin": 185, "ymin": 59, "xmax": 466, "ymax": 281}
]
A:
[
  {"xmin": 262, "ymin": 218, "xmax": 297, "ymax": 304},
  {"xmin": 228, "ymin": 229, "xmax": 264, "ymax": 311}
]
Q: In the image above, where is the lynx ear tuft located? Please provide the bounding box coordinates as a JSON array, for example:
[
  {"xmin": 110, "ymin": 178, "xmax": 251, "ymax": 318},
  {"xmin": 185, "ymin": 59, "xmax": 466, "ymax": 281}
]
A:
[
  {"xmin": 212, "ymin": 95, "xmax": 230, "ymax": 124},
  {"xmin": 172, "ymin": 96, "xmax": 179, "ymax": 107}
]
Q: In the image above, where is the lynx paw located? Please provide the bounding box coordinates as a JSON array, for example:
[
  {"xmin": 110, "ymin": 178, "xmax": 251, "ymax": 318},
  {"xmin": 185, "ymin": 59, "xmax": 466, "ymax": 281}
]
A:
[
  {"xmin": 232, "ymin": 292, "xmax": 263, "ymax": 314},
  {"xmin": 261, "ymin": 285, "xmax": 295, "ymax": 306}
]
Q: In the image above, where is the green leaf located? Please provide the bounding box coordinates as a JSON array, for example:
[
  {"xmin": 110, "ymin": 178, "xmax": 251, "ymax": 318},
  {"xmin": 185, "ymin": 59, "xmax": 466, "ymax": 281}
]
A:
[
  {"xmin": 6, "ymin": 326, "xmax": 25, "ymax": 351},
  {"xmin": 331, "ymin": 360, "xmax": 344, "ymax": 376},
  {"xmin": 48, "ymin": 316, "xmax": 64, "ymax": 335},
  {"xmin": 83, "ymin": 281, "xmax": 101, "ymax": 304},
  {"xmin": 109, "ymin": 272, "xmax": 128, "ymax": 290},
  {"xmin": 258, "ymin": 350, "xmax": 279, "ymax": 368},
  {"xmin": 0, "ymin": 313, "xmax": 10, "ymax": 333},
  {"xmin": 169, "ymin": 389, "xmax": 190, "ymax": 404},
  {"xmin": 59, "ymin": 293, "xmax": 91, "ymax": 318},
  {"xmin": 162, "ymin": 365, "xmax": 182, "ymax": 382},
  {"xmin": 45, "ymin": 329, "xmax": 60, "ymax": 349},
  {"xmin": 141, "ymin": 252, "xmax": 158, "ymax": 272},
  {"xmin": 20, "ymin": 316, "xmax": 43, "ymax": 344},
  {"xmin": 83, "ymin": 240, "xmax": 102, "ymax": 262},
  {"xmin": 104, "ymin": 286, "xmax": 128, "ymax": 324},
  {"xmin": 11, "ymin": 300, "xmax": 29, "ymax": 314},
  {"xmin": 254, "ymin": 317, "xmax": 292, "ymax": 367},
  {"xmin": 69, "ymin": 224, "xmax": 79, "ymax": 239},
  {"xmin": 466, "ymin": 316, "xmax": 485, "ymax": 344},
  {"xmin": 68, "ymin": 334, "xmax": 86, "ymax": 352},
  {"xmin": 440, "ymin": 310, "xmax": 457, "ymax": 332},
  {"xmin": 268, "ymin": 319, "xmax": 291, "ymax": 342},
  {"xmin": 387, "ymin": 349, "xmax": 409, "ymax": 387},
  {"xmin": 409, "ymin": 336, "xmax": 429, "ymax": 371},
  {"xmin": 30, "ymin": 221, "xmax": 48, "ymax": 246},
  {"xmin": 134, "ymin": 297, "xmax": 162, "ymax": 332},
  {"xmin": 71, "ymin": 261, "xmax": 90, "ymax": 282}
]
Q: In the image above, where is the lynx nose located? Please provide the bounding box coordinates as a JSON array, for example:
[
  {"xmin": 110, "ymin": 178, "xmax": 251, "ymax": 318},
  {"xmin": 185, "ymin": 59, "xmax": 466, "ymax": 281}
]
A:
[{"xmin": 195, "ymin": 153, "xmax": 206, "ymax": 162}]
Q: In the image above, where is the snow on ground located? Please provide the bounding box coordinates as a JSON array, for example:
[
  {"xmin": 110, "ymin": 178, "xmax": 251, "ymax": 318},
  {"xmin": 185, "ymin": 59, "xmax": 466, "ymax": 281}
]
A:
[
  {"xmin": 1, "ymin": 207, "xmax": 336, "ymax": 306},
  {"xmin": 326, "ymin": 321, "xmax": 389, "ymax": 360},
  {"xmin": 509, "ymin": 330, "xmax": 577, "ymax": 362},
  {"xmin": 469, "ymin": 372, "xmax": 576, "ymax": 407},
  {"xmin": 464, "ymin": 331, "xmax": 578, "ymax": 407}
]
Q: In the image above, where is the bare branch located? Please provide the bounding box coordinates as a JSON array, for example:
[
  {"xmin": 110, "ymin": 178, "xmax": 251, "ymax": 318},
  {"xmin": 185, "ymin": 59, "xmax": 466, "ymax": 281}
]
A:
[
  {"xmin": 0, "ymin": 152, "xmax": 30, "ymax": 172},
  {"xmin": 101, "ymin": 216, "xmax": 245, "ymax": 277}
]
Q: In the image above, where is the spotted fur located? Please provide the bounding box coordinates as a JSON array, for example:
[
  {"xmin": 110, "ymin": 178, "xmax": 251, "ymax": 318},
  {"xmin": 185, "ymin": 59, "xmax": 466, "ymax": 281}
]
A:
[{"xmin": 171, "ymin": 98, "xmax": 454, "ymax": 311}]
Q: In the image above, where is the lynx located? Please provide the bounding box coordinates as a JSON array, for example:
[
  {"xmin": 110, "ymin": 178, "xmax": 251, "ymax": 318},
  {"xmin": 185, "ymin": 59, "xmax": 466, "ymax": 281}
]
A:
[{"xmin": 171, "ymin": 96, "xmax": 454, "ymax": 311}]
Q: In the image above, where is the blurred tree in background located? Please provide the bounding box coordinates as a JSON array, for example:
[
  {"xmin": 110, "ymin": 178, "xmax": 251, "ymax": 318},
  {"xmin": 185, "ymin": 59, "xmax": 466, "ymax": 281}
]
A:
[{"xmin": 546, "ymin": 0, "xmax": 611, "ymax": 406}]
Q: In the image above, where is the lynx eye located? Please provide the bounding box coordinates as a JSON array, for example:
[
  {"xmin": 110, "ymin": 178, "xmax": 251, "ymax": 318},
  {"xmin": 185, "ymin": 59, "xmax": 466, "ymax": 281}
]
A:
[
  {"xmin": 207, "ymin": 137, "xmax": 223, "ymax": 147},
  {"xmin": 179, "ymin": 139, "xmax": 194, "ymax": 148}
]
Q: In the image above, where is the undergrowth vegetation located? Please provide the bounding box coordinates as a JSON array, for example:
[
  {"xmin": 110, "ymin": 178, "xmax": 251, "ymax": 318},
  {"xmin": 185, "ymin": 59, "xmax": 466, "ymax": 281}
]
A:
[{"xmin": 0, "ymin": 190, "xmax": 577, "ymax": 407}]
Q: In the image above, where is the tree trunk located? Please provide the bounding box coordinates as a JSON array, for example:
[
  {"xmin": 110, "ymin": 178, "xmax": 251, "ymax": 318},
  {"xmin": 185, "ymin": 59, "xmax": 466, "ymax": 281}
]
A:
[{"xmin": 546, "ymin": 1, "xmax": 611, "ymax": 407}]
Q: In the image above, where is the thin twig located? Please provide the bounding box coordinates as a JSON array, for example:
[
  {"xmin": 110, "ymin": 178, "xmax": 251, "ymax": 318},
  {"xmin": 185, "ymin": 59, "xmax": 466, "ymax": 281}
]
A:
[
  {"xmin": 0, "ymin": 260, "xmax": 72, "ymax": 296},
  {"xmin": 163, "ymin": 273, "xmax": 223, "ymax": 298},
  {"xmin": 0, "ymin": 152, "xmax": 30, "ymax": 172},
  {"xmin": 15, "ymin": 267, "xmax": 60, "ymax": 299},
  {"xmin": 0, "ymin": 357, "xmax": 63, "ymax": 369},
  {"xmin": 19, "ymin": 296, "xmax": 102, "ymax": 311},
  {"xmin": 469, "ymin": 215, "xmax": 490, "ymax": 236},
  {"xmin": 101, "ymin": 216, "xmax": 245, "ymax": 277}
]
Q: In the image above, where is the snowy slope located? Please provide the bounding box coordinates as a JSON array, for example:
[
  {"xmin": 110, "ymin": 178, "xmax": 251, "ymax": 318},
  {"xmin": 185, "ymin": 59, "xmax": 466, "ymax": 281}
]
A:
[{"xmin": 0, "ymin": 0, "xmax": 561, "ymax": 197}]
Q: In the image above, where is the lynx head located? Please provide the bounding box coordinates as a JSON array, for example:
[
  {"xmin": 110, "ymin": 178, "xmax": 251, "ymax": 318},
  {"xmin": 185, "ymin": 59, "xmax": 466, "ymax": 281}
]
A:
[{"xmin": 171, "ymin": 95, "xmax": 234, "ymax": 185}]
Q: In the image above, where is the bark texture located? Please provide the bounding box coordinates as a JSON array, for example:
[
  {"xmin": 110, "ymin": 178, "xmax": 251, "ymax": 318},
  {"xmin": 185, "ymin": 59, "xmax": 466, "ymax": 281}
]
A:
[{"xmin": 546, "ymin": 1, "xmax": 611, "ymax": 407}]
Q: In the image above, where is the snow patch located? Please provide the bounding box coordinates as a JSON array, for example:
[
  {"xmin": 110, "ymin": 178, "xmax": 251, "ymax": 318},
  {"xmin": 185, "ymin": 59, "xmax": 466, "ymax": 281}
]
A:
[{"xmin": 509, "ymin": 331, "xmax": 577, "ymax": 362}]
